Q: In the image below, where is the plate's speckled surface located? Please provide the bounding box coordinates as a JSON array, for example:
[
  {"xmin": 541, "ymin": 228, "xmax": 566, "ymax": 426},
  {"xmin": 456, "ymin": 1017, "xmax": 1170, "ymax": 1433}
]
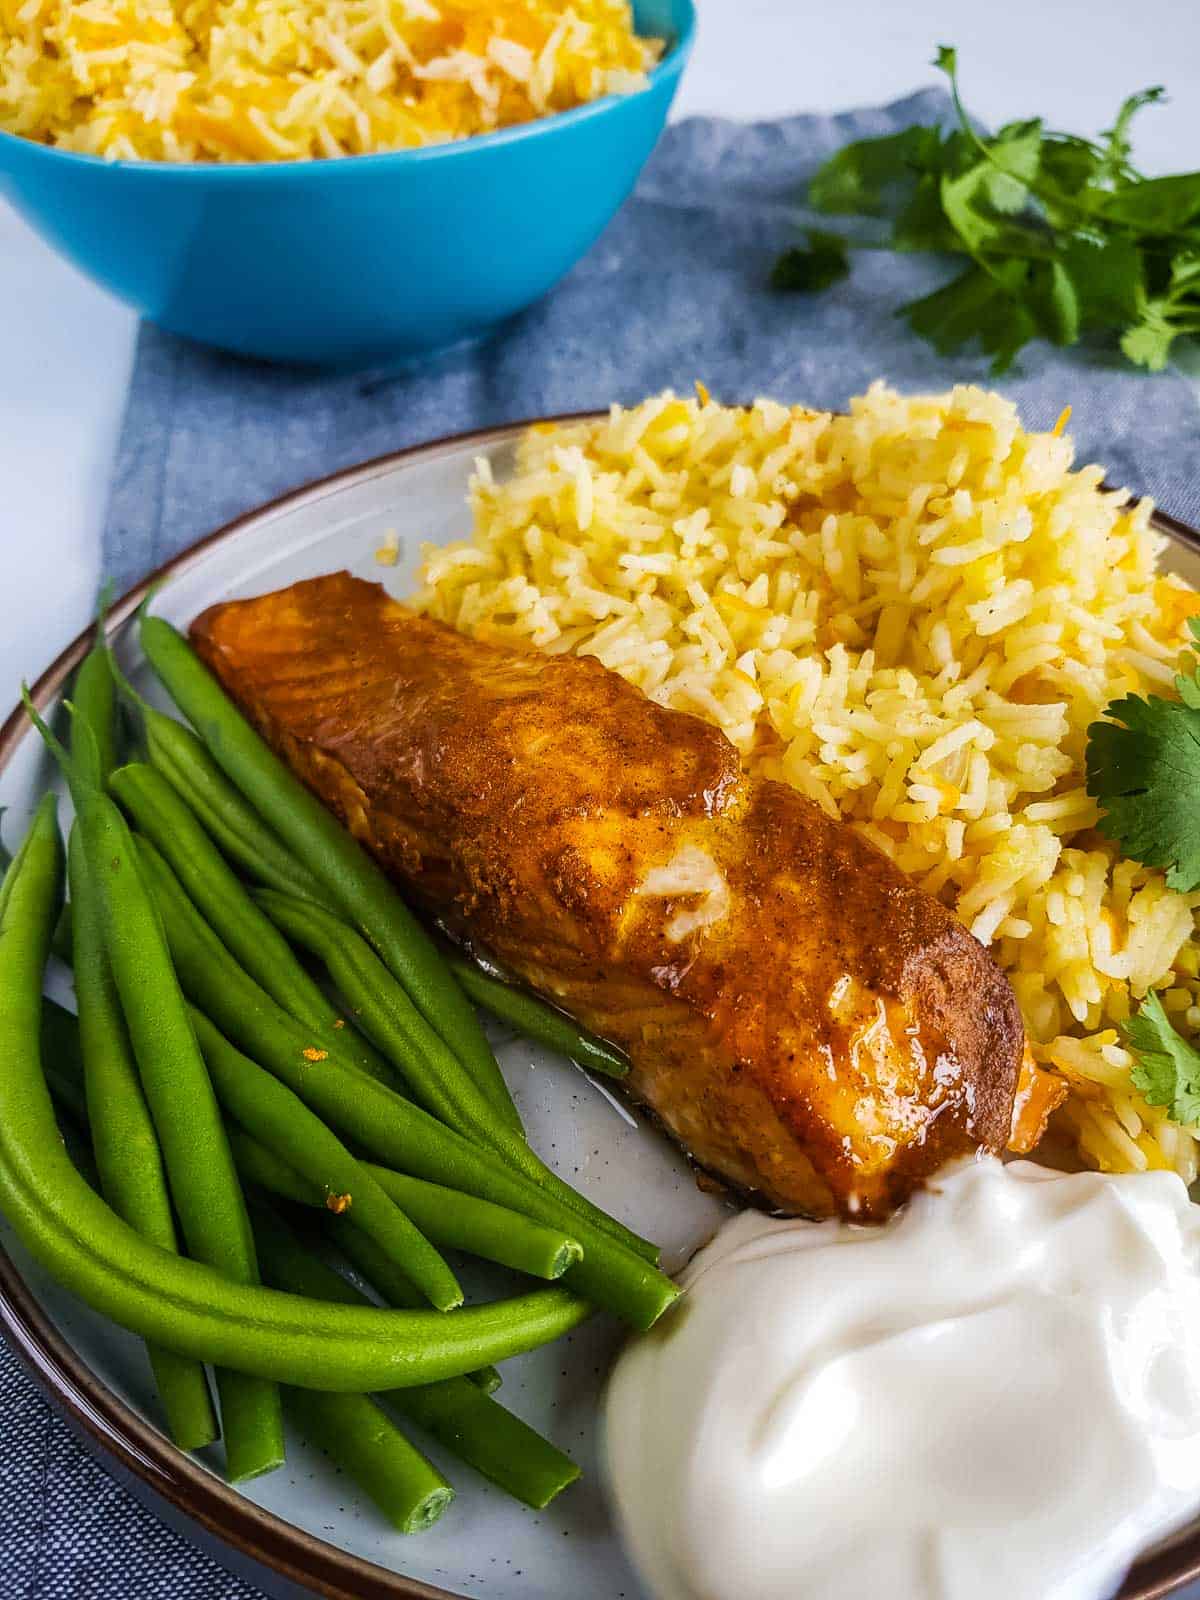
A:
[{"xmin": 2, "ymin": 422, "xmax": 1200, "ymax": 1600}]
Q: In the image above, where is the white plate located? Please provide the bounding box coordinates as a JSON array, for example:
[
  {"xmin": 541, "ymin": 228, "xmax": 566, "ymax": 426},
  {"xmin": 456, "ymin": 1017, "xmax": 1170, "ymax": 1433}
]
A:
[{"xmin": 3, "ymin": 423, "xmax": 1199, "ymax": 1600}]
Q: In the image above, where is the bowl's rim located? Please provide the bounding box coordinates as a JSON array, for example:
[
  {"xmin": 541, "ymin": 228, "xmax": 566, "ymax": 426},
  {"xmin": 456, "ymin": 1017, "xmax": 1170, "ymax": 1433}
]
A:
[
  {"xmin": 2, "ymin": 412, "xmax": 1200, "ymax": 1600},
  {"xmin": 0, "ymin": 0, "xmax": 695, "ymax": 180}
]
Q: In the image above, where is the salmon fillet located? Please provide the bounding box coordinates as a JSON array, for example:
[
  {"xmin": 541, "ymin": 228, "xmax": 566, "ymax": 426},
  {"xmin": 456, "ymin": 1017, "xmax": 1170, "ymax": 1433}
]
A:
[{"xmin": 191, "ymin": 572, "xmax": 1024, "ymax": 1220}]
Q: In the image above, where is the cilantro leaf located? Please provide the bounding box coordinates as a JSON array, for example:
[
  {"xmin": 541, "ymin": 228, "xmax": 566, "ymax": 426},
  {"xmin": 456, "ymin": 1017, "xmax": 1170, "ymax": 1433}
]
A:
[
  {"xmin": 890, "ymin": 173, "xmax": 961, "ymax": 252},
  {"xmin": 808, "ymin": 126, "xmax": 943, "ymax": 216},
  {"xmin": 1060, "ymin": 234, "xmax": 1144, "ymax": 326},
  {"xmin": 770, "ymin": 231, "xmax": 850, "ymax": 293},
  {"xmin": 1093, "ymin": 172, "xmax": 1200, "ymax": 233},
  {"xmin": 1119, "ymin": 254, "xmax": 1200, "ymax": 369},
  {"xmin": 1121, "ymin": 305, "xmax": 1184, "ymax": 370},
  {"xmin": 1037, "ymin": 136, "xmax": 1107, "ymax": 217},
  {"xmin": 902, "ymin": 261, "xmax": 1037, "ymax": 373},
  {"xmin": 979, "ymin": 120, "xmax": 1043, "ymax": 212},
  {"xmin": 1086, "ymin": 628, "xmax": 1200, "ymax": 890},
  {"xmin": 1123, "ymin": 990, "xmax": 1200, "ymax": 1128},
  {"xmin": 938, "ymin": 162, "xmax": 997, "ymax": 257},
  {"xmin": 1027, "ymin": 257, "xmax": 1081, "ymax": 346}
]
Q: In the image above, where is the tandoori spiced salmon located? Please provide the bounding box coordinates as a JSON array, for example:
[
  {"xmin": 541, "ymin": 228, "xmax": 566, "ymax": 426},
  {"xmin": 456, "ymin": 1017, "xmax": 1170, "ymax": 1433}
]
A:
[{"xmin": 191, "ymin": 572, "xmax": 1025, "ymax": 1220}]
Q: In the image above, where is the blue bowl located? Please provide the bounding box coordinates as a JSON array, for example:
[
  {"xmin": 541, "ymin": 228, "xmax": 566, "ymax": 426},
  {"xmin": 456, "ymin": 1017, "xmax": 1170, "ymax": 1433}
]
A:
[{"xmin": 0, "ymin": 0, "xmax": 693, "ymax": 365}]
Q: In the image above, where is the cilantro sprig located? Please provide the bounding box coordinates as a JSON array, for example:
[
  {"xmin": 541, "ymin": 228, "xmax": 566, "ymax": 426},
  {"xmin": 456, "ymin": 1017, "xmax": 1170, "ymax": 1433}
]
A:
[
  {"xmin": 1123, "ymin": 991, "xmax": 1200, "ymax": 1128},
  {"xmin": 773, "ymin": 46, "xmax": 1200, "ymax": 373},
  {"xmin": 1088, "ymin": 621, "xmax": 1200, "ymax": 1123},
  {"xmin": 1087, "ymin": 617, "xmax": 1200, "ymax": 892}
]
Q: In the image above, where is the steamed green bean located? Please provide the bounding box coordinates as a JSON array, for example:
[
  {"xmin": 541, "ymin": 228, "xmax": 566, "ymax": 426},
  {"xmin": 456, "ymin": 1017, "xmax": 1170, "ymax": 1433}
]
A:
[
  {"xmin": 0, "ymin": 796, "xmax": 590, "ymax": 1390},
  {"xmin": 110, "ymin": 762, "xmax": 392, "ymax": 1085},
  {"xmin": 68, "ymin": 824, "xmax": 218, "ymax": 1452}
]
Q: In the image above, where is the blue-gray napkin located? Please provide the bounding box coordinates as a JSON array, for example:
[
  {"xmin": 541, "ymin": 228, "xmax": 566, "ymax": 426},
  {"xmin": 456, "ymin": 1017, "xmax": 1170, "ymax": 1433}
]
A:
[{"xmin": 7, "ymin": 89, "xmax": 1200, "ymax": 1600}]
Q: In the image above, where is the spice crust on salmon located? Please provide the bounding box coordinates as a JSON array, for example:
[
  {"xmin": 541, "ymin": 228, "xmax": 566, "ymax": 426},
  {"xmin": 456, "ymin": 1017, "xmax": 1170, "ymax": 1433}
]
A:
[{"xmin": 191, "ymin": 571, "xmax": 1025, "ymax": 1220}]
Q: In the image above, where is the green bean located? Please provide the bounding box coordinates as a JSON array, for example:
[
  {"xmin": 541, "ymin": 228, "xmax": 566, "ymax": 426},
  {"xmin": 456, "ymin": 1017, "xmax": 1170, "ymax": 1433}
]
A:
[
  {"xmin": 40, "ymin": 997, "xmax": 90, "ymax": 1128},
  {"xmin": 50, "ymin": 904, "xmax": 73, "ymax": 964},
  {"xmin": 247, "ymin": 1208, "xmax": 454, "ymax": 1535},
  {"xmin": 25, "ymin": 698, "xmax": 285, "ymax": 1483},
  {"xmin": 228, "ymin": 1126, "xmax": 319, "ymax": 1206},
  {"xmin": 286, "ymin": 1385, "xmax": 453, "ymax": 1533},
  {"xmin": 110, "ymin": 762, "xmax": 393, "ymax": 1086},
  {"xmin": 4, "ymin": 966, "xmax": 579, "ymax": 1395},
  {"xmin": 71, "ymin": 635, "xmax": 119, "ymax": 786},
  {"xmin": 37, "ymin": 1012, "xmax": 102, "ymax": 1189},
  {"xmin": 315, "ymin": 1199, "xmax": 502, "ymax": 1393},
  {"xmin": 255, "ymin": 888, "xmax": 657, "ymax": 1265},
  {"xmin": 229, "ymin": 1113, "xmax": 431, "ymax": 1310},
  {"xmin": 449, "ymin": 955, "xmax": 630, "ymax": 1080},
  {"xmin": 60, "ymin": 631, "xmax": 117, "ymax": 965},
  {"xmin": 323, "ymin": 1205, "xmax": 424, "ymax": 1306},
  {"xmin": 138, "ymin": 615, "xmax": 523, "ymax": 1135},
  {"xmin": 228, "ymin": 1124, "xmax": 582, "ymax": 1283},
  {"xmin": 0, "ymin": 802, "xmax": 590, "ymax": 1388},
  {"xmin": 239, "ymin": 1172, "xmax": 499, "ymax": 1392},
  {"xmin": 0, "ymin": 800, "xmax": 54, "ymax": 928},
  {"xmin": 233, "ymin": 1139, "xmax": 503, "ymax": 1390},
  {"xmin": 344, "ymin": 1108, "xmax": 674, "ymax": 1332},
  {"xmin": 255, "ymin": 888, "xmax": 506, "ymax": 1137},
  {"xmin": 46, "ymin": 1019, "xmax": 461, "ymax": 1339},
  {"xmin": 142, "ymin": 707, "xmax": 327, "ymax": 902},
  {"xmin": 69, "ymin": 825, "xmax": 219, "ymax": 1453},
  {"xmin": 37, "ymin": 1021, "xmax": 109, "ymax": 1190},
  {"xmin": 7, "ymin": 818, "xmax": 71, "ymax": 964},
  {"xmin": 364, "ymin": 1168, "xmax": 581, "ymax": 1282},
  {"xmin": 5, "ymin": 882, "xmax": 94, "ymax": 1177},
  {"xmin": 130, "ymin": 829, "xmax": 412, "ymax": 1107},
  {"xmin": 134, "ymin": 833, "xmax": 676, "ymax": 1327},
  {"xmin": 389, "ymin": 1367, "xmax": 581, "ymax": 1509},
  {"xmin": 191, "ymin": 1009, "xmax": 462, "ymax": 1312},
  {"xmin": 253, "ymin": 1208, "xmax": 580, "ymax": 1509}
]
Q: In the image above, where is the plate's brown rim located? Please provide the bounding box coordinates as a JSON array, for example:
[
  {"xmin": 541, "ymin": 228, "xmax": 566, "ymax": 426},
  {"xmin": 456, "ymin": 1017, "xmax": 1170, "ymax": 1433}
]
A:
[{"xmin": 0, "ymin": 416, "xmax": 1197, "ymax": 1600}]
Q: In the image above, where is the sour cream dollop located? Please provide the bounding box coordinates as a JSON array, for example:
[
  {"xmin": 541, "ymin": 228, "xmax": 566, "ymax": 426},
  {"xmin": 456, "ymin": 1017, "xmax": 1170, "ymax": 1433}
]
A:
[{"xmin": 605, "ymin": 1158, "xmax": 1200, "ymax": 1600}]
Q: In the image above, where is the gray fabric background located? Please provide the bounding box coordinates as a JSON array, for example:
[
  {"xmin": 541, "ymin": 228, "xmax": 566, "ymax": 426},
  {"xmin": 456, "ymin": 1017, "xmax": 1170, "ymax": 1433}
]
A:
[{"xmin": 4, "ymin": 90, "xmax": 1199, "ymax": 1598}]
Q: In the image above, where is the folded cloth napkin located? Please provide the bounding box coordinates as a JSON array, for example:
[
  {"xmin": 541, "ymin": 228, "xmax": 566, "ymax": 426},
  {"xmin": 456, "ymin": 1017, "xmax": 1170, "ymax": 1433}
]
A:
[{"xmin": 7, "ymin": 90, "xmax": 1200, "ymax": 1600}]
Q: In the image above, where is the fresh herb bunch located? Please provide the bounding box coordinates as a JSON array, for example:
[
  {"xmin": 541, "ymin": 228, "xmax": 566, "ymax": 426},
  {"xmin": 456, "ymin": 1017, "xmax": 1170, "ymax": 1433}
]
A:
[
  {"xmin": 1088, "ymin": 617, "xmax": 1200, "ymax": 1123},
  {"xmin": 773, "ymin": 46, "xmax": 1200, "ymax": 373}
]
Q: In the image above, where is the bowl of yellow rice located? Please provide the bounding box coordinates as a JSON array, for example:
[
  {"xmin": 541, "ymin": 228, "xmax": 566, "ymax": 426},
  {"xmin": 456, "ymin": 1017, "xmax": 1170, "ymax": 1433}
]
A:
[{"xmin": 0, "ymin": 0, "xmax": 692, "ymax": 364}]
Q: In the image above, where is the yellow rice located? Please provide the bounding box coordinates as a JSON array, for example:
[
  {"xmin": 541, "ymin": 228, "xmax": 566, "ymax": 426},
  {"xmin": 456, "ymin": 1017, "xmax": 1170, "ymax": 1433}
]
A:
[
  {"xmin": 416, "ymin": 383, "xmax": 1200, "ymax": 1182},
  {"xmin": 0, "ymin": 0, "xmax": 659, "ymax": 162}
]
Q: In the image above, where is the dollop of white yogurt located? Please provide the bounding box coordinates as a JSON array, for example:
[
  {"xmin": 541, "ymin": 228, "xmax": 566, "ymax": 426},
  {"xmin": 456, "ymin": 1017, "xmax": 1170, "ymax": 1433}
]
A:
[{"xmin": 605, "ymin": 1158, "xmax": 1200, "ymax": 1600}]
